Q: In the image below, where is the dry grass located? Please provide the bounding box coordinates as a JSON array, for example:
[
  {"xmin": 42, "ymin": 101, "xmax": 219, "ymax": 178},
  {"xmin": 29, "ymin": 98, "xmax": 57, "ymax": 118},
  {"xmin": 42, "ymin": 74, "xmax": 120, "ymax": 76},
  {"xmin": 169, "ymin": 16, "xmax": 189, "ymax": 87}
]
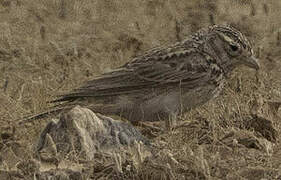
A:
[{"xmin": 0, "ymin": 0, "xmax": 281, "ymax": 179}]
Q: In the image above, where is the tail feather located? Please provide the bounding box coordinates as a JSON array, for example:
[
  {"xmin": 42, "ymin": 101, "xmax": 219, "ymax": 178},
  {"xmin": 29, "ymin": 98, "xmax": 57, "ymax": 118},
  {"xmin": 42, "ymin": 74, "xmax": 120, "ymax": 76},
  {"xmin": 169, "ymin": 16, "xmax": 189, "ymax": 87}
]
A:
[
  {"xmin": 17, "ymin": 106, "xmax": 72, "ymax": 125},
  {"xmin": 17, "ymin": 102, "xmax": 122, "ymax": 125}
]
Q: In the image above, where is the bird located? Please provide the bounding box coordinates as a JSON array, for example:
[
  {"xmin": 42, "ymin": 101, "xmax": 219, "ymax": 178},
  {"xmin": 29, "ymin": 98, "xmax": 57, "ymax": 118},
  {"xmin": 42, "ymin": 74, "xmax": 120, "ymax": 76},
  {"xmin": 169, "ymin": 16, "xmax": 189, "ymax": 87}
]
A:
[{"xmin": 20, "ymin": 24, "xmax": 259, "ymax": 124}]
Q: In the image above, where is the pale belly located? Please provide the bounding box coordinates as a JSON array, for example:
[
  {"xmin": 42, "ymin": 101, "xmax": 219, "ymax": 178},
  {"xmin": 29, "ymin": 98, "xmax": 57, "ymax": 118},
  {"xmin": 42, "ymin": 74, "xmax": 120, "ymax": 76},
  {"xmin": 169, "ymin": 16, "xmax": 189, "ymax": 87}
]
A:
[{"xmin": 114, "ymin": 81, "xmax": 225, "ymax": 122}]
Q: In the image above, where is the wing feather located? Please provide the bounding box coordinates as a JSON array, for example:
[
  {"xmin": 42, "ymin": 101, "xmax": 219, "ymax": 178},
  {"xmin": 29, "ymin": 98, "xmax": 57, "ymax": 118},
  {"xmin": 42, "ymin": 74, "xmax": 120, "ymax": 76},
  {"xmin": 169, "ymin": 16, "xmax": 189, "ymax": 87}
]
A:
[{"xmin": 53, "ymin": 45, "xmax": 211, "ymax": 102}]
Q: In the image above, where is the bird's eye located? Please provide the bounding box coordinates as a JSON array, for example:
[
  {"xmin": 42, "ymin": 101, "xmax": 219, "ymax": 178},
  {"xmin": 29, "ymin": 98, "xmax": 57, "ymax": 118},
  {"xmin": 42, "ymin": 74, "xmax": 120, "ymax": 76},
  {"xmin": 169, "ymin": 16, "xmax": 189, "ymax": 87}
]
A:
[
  {"xmin": 230, "ymin": 44, "xmax": 238, "ymax": 51},
  {"xmin": 226, "ymin": 43, "xmax": 241, "ymax": 57}
]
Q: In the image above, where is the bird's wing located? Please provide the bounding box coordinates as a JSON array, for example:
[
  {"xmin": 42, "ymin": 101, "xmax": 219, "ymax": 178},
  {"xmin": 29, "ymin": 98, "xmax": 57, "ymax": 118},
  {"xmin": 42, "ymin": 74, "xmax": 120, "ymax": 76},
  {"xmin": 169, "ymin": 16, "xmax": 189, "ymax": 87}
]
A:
[{"xmin": 53, "ymin": 44, "xmax": 211, "ymax": 102}]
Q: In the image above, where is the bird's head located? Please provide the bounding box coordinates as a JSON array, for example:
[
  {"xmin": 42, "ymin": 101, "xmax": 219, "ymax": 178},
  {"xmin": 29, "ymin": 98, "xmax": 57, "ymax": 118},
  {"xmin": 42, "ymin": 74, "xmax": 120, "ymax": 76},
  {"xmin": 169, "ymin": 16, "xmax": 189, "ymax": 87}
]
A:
[{"xmin": 203, "ymin": 25, "xmax": 260, "ymax": 71}]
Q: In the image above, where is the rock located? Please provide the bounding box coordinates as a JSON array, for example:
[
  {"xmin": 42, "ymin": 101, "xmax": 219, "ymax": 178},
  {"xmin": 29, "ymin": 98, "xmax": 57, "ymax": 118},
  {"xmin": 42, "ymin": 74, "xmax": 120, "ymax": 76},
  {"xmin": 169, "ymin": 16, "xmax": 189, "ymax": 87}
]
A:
[
  {"xmin": 245, "ymin": 115, "xmax": 278, "ymax": 143},
  {"xmin": 220, "ymin": 129, "xmax": 274, "ymax": 155},
  {"xmin": 36, "ymin": 106, "xmax": 150, "ymax": 162}
]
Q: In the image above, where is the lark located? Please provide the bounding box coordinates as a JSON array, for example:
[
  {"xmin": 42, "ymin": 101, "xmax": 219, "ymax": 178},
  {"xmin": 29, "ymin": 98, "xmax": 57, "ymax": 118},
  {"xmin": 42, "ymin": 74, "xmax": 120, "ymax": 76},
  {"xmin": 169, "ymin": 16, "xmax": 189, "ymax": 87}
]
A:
[{"xmin": 22, "ymin": 25, "xmax": 259, "ymax": 124}]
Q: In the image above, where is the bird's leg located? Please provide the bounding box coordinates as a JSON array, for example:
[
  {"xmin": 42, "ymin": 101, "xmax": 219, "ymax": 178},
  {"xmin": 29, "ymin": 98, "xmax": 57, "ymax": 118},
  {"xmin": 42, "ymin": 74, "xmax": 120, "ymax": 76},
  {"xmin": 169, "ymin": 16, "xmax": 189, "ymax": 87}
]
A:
[{"xmin": 165, "ymin": 113, "xmax": 178, "ymax": 131}]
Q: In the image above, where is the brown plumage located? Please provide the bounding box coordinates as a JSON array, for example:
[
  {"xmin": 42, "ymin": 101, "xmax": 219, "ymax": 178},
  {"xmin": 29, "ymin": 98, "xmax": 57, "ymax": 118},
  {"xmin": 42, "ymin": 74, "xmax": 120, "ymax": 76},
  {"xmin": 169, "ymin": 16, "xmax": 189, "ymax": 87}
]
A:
[{"xmin": 21, "ymin": 24, "xmax": 259, "ymax": 124}]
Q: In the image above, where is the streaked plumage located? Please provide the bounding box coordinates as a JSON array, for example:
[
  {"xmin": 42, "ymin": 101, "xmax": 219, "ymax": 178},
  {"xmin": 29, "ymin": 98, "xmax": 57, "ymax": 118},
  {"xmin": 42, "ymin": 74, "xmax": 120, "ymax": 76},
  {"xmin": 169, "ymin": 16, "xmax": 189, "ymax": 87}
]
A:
[{"xmin": 22, "ymin": 24, "xmax": 259, "ymax": 123}]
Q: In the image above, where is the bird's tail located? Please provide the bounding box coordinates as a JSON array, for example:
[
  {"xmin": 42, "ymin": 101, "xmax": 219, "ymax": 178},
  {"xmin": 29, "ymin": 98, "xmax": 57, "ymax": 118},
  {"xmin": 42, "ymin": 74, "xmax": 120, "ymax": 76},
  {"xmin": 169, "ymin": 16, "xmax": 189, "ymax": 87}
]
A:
[
  {"xmin": 17, "ymin": 102, "xmax": 121, "ymax": 125},
  {"xmin": 17, "ymin": 105, "xmax": 73, "ymax": 125}
]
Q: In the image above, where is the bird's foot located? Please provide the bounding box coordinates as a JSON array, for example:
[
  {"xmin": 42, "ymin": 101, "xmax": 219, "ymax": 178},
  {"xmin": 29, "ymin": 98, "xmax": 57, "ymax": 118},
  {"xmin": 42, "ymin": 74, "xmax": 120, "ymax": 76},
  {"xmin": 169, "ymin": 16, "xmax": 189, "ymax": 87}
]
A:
[{"xmin": 132, "ymin": 121, "xmax": 164, "ymax": 138}]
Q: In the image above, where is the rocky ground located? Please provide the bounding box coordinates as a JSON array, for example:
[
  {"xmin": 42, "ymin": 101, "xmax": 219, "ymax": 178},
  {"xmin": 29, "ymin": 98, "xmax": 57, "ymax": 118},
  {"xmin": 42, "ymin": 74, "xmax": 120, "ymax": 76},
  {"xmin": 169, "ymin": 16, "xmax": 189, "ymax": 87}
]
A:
[{"xmin": 0, "ymin": 0, "xmax": 281, "ymax": 179}]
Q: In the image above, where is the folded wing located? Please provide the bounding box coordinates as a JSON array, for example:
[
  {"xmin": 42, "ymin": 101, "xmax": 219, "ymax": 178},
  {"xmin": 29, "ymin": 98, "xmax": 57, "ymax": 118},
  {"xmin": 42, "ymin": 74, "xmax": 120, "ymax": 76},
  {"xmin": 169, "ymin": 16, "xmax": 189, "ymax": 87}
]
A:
[{"xmin": 53, "ymin": 45, "xmax": 210, "ymax": 103}]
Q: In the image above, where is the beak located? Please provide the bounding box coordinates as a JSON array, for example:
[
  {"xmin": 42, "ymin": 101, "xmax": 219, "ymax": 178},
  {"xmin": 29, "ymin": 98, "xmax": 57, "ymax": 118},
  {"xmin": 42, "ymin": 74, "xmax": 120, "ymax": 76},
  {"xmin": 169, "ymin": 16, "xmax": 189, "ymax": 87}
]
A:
[{"xmin": 243, "ymin": 56, "xmax": 260, "ymax": 70}]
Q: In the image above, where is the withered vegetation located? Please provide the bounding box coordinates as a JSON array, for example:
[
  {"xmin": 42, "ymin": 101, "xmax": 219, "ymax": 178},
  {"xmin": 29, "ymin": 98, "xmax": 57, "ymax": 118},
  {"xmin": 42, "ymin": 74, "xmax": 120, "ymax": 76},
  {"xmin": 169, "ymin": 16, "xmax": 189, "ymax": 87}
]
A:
[{"xmin": 0, "ymin": 0, "xmax": 281, "ymax": 179}]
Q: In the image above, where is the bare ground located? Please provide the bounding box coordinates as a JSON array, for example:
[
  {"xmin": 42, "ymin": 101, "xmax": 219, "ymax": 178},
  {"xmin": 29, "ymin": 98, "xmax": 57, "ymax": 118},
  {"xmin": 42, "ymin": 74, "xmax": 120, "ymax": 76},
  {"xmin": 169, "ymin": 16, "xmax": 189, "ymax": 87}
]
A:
[{"xmin": 0, "ymin": 0, "xmax": 281, "ymax": 179}]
